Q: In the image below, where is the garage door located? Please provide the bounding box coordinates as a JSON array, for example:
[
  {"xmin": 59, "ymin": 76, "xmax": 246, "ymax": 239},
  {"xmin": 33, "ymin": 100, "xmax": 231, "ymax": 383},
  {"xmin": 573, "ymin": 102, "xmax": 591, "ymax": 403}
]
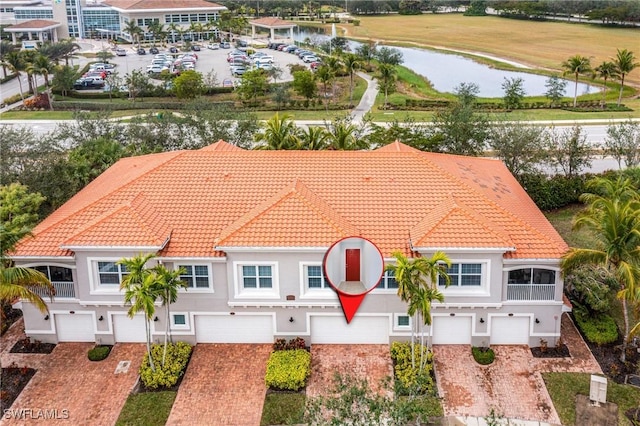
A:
[
  {"xmin": 432, "ymin": 316, "xmax": 472, "ymax": 344},
  {"xmin": 195, "ymin": 315, "xmax": 273, "ymax": 343},
  {"xmin": 311, "ymin": 316, "xmax": 389, "ymax": 344},
  {"xmin": 113, "ymin": 314, "xmax": 147, "ymax": 342},
  {"xmin": 490, "ymin": 316, "xmax": 530, "ymax": 345},
  {"xmin": 55, "ymin": 313, "xmax": 94, "ymax": 342}
]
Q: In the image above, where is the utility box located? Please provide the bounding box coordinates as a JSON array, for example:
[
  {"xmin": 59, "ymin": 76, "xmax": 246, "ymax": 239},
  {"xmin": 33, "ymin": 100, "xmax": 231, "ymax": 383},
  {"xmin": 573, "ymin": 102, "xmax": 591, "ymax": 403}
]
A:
[{"xmin": 590, "ymin": 375, "xmax": 608, "ymax": 405}]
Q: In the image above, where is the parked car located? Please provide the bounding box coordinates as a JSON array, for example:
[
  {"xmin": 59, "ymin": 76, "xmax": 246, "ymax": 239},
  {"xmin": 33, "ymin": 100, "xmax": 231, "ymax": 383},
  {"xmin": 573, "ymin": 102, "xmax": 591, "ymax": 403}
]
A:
[
  {"xmin": 149, "ymin": 47, "xmax": 159, "ymax": 54},
  {"xmin": 207, "ymin": 43, "xmax": 219, "ymax": 50},
  {"xmin": 169, "ymin": 46, "xmax": 179, "ymax": 53},
  {"xmin": 302, "ymin": 55, "xmax": 319, "ymax": 63},
  {"xmin": 147, "ymin": 64, "xmax": 168, "ymax": 74},
  {"xmin": 221, "ymin": 42, "xmax": 231, "ymax": 49},
  {"xmin": 230, "ymin": 66, "xmax": 246, "ymax": 76},
  {"xmin": 115, "ymin": 48, "xmax": 127, "ymax": 56},
  {"xmin": 137, "ymin": 48, "xmax": 146, "ymax": 55},
  {"xmin": 222, "ymin": 78, "xmax": 233, "ymax": 87},
  {"xmin": 256, "ymin": 62, "xmax": 273, "ymax": 71},
  {"xmin": 254, "ymin": 55, "xmax": 274, "ymax": 64},
  {"xmin": 191, "ymin": 45, "xmax": 201, "ymax": 51},
  {"xmin": 73, "ymin": 77, "xmax": 104, "ymax": 90}
]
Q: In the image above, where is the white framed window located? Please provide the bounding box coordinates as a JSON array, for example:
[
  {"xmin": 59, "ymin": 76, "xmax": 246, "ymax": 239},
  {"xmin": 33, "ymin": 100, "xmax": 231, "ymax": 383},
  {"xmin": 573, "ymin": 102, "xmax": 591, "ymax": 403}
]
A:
[
  {"xmin": 233, "ymin": 262, "xmax": 279, "ymax": 299},
  {"xmin": 300, "ymin": 262, "xmax": 335, "ymax": 299},
  {"xmin": 376, "ymin": 270, "xmax": 398, "ymax": 290},
  {"xmin": 170, "ymin": 313, "xmax": 189, "ymax": 330},
  {"xmin": 393, "ymin": 313, "xmax": 411, "ymax": 331},
  {"xmin": 306, "ymin": 265, "xmax": 328, "ymax": 289},
  {"xmin": 98, "ymin": 261, "xmax": 129, "ymax": 285},
  {"xmin": 439, "ymin": 263, "xmax": 482, "ymax": 287},
  {"xmin": 178, "ymin": 264, "xmax": 212, "ymax": 291}
]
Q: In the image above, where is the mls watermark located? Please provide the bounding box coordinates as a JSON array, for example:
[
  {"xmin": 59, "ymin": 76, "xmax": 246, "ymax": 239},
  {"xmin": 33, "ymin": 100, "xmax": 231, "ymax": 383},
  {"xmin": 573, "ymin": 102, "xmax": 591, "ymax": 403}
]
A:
[{"xmin": 3, "ymin": 408, "xmax": 69, "ymax": 420}]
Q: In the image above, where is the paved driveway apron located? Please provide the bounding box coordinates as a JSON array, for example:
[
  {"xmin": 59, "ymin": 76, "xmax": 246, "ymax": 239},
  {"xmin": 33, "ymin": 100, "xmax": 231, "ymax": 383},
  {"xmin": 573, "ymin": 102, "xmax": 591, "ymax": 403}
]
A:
[
  {"xmin": 1, "ymin": 319, "xmax": 144, "ymax": 425},
  {"xmin": 167, "ymin": 344, "xmax": 271, "ymax": 426},
  {"xmin": 434, "ymin": 313, "xmax": 602, "ymax": 424}
]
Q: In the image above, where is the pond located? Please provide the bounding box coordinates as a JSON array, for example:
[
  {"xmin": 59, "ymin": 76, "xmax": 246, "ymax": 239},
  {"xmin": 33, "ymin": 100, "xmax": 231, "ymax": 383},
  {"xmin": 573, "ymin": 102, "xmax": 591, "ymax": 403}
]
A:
[{"xmin": 293, "ymin": 28, "xmax": 600, "ymax": 98}]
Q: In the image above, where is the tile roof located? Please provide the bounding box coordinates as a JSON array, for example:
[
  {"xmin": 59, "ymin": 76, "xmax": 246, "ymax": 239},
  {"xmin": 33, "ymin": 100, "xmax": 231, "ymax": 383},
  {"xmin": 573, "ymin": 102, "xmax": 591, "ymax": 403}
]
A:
[
  {"xmin": 14, "ymin": 142, "xmax": 568, "ymax": 259},
  {"xmin": 6, "ymin": 20, "xmax": 61, "ymax": 30},
  {"xmin": 103, "ymin": 0, "xmax": 224, "ymax": 11},
  {"xmin": 249, "ymin": 17, "xmax": 297, "ymax": 28}
]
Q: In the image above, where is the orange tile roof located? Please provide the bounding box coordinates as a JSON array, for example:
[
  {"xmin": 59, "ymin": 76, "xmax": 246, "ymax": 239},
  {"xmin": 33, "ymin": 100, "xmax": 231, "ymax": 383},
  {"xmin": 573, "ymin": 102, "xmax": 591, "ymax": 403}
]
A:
[
  {"xmin": 14, "ymin": 142, "xmax": 568, "ymax": 259},
  {"xmin": 249, "ymin": 17, "xmax": 297, "ymax": 28},
  {"xmin": 7, "ymin": 20, "xmax": 61, "ymax": 30}
]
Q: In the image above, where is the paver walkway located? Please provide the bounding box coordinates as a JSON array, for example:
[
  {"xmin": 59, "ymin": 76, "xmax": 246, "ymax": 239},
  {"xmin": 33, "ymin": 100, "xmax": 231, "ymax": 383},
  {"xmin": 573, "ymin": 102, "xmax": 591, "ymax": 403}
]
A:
[
  {"xmin": 166, "ymin": 343, "xmax": 271, "ymax": 426},
  {"xmin": 1, "ymin": 318, "xmax": 144, "ymax": 425},
  {"xmin": 434, "ymin": 313, "xmax": 602, "ymax": 424},
  {"xmin": 306, "ymin": 344, "xmax": 393, "ymax": 398}
]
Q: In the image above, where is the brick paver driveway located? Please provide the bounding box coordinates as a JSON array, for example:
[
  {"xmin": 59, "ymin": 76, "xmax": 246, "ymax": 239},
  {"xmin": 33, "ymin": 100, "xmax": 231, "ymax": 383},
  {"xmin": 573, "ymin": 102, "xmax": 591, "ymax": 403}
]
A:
[
  {"xmin": 1, "ymin": 319, "xmax": 144, "ymax": 425},
  {"xmin": 306, "ymin": 344, "xmax": 393, "ymax": 398},
  {"xmin": 433, "ymin": 313, "xmax": 602, "ymax": 424},
  {"xmin": 166, "ymin": 344, "xmax": 271, "ymax": 426}
]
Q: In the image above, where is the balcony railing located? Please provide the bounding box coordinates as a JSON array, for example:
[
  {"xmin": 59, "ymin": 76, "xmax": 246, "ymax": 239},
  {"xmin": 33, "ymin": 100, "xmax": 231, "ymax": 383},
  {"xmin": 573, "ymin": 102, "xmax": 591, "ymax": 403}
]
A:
[
  {"xmin": 507, "ymin": 283, "xmax": 555, "ymax": 301},
  {"xmin": 34, "ymin": 281, "xmax": 76, "ymax": 299}
]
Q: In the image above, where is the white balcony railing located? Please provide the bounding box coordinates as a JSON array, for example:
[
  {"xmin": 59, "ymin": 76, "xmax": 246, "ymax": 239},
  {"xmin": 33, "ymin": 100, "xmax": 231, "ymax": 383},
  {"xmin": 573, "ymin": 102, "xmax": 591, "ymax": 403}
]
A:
[
  {"xmin": 506, "ymin": 283, "xmax": 555, "ymax": 301},
  {"xmin": 34, "ymin": 281, "xmax": 76, "ymax": 299}
]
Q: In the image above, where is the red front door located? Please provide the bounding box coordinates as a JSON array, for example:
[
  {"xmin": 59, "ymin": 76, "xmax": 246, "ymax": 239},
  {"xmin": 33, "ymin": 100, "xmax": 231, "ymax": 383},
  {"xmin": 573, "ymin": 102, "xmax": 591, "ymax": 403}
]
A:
[{"xmin": 345, "ymin": 249, "xmax": 361, "ymax": 281}]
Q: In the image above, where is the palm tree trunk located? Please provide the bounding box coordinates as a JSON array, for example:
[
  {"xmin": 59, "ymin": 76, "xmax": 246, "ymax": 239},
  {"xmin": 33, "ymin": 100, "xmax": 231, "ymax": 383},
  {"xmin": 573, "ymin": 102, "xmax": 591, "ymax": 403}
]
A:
[
  {"xmin": 411, "ymin": 316, "xmax": 416, "ymax": 369},
  {"xmin": 617, "ymin": 74, "xmax": 625, "ymax": 106},
  {"xmin": 349, "ymin": 72, "xmax": 354, "ymax": 107},
  {"xmin": 621, "ymin": 297, "xmax": 629, "ymax": 363},
  {"xmin": 163, "ymin": 304, "xmax": 169, "ymax": 367},
  {"xmin": 145, "ymin": 318, "xmax": 156, "ymax": 371},
  {"xmin": 573, "ymin": 75, "xmax": 578, "ymax": 107},
  {"xmin": 601, "ymin": 77, "xmax": 607, "ymax": 108}
]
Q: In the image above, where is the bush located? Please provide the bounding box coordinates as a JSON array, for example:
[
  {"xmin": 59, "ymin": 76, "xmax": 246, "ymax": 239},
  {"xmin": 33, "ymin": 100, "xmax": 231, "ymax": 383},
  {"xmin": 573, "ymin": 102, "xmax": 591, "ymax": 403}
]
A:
[
  {"xmin": 2, "ymin": 93, "xmax": 24, "ymax": 106},
  {"xmin": 390, "ymin": 342, "xmax": 434, "ymax": 395},
  {"xmin": 88, "ymin": 345, "xmax": 112, "ymax": 361},
  {"xmin": 574, "ymin": 310, "xmax": 618, "ymax": 345},
  {"xmin": 140, "ymin": 342, "xmax": 192, "ymax": 389},
  {"xmin": 472, "ymin": 347, "xmax": 495, "ymax": 365},
  {"xmin": 517, "ymin": 173, "xmax": 587, "ymax": 211},
  {"xmin": 272, "ymin": 337, "xmax": 306, "ymax": 351},
  {"xmin": 265, "ymin": 349, "xmax": 311, "ymax": 391}
]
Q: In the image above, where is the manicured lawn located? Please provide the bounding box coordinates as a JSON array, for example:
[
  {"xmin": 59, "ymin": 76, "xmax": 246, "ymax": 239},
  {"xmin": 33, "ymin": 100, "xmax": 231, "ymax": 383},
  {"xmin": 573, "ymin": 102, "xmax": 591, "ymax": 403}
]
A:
[
  {"xmin": 115, "ymin": 391, "xmax": 176, "ymax": 426},
  {"xmin": 343, "ymin": 15, "xmax": 640, "ymax": 87},
  {"xmin": 543, "ymin": 372, "xmax": 640, "ymax": 426},
  {"xmin": 260, "ymin": 392, "xmax": 306, "ymax": 426},
  {"xmin": 544, "ymin": 204, "xmax": 600, "ymax": 249}
]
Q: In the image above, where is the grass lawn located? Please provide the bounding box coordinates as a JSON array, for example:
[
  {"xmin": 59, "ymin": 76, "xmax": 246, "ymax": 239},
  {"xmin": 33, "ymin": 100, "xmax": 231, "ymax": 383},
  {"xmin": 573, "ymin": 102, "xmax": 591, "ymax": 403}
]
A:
[
  {"xmin": 342, "ymin": 14, "xmax": 640, "ymax": 87},
  {"xmin": 115, "ymin": 391, "xmax": 176, "ymax": 426},
  {"xmin": 544, "ymin": 204, "xmax": 600, "ymax": 249},
  {"xmin": 543, "ymin": 372, "xmax": 640, "ymax": 426},
  {"xmin": 260, "ymin": 392, "xmax": 305, "ymax": 426}
]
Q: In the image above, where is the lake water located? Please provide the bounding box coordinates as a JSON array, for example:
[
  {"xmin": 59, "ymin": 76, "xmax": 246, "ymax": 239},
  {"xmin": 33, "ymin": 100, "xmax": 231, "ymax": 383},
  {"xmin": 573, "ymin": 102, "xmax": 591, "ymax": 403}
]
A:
[{"xmin": 293, "ymin": 28, "xmax": 600, "ymax": 98}]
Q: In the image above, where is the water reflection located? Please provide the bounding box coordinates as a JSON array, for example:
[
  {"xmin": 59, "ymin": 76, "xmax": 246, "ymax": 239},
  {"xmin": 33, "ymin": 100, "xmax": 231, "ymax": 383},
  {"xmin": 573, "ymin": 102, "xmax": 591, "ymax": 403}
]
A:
[{"xmin": 293, "ymin": 28, "xmax": 600, "ymax": 98}]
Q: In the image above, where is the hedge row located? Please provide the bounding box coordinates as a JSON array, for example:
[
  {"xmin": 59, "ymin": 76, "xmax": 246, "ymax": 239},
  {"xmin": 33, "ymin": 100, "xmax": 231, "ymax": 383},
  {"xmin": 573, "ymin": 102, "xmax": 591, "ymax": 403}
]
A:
[
  {"xmin": 51, "ymin": 100, "xmax": 235, "ymax": 111},
  {"xmin": 390, "ymin": 341, "xmax": 434, "ymax": 396},
  {"xmin": 140, "ymin": 342, "xmax": 192, "ymax": 389},
  {"xmin": 264, "ymin": 349, "xmax": 311, "ymax": 391},
  {"xmin": 574, "ymin": 310, "xmax": 619, "ymax": 345},
  {"xmin": 518, "ymin": 173, "xmax": 587, "ymax": 211}
]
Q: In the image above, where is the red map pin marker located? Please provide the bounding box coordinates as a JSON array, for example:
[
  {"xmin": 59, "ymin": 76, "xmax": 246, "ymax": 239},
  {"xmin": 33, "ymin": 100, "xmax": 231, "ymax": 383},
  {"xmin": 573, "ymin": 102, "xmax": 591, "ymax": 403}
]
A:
[{"xmin": 323, "ymin": 237, "xmax": 384, "ymax": 324}]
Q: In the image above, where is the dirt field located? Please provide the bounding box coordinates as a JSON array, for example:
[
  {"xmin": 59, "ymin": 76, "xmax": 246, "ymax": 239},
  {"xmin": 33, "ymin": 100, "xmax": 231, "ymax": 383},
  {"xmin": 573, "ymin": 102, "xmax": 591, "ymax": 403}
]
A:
[{"xmin": 341, "ymin": 14, "xmax": 640, "ymax": 87}]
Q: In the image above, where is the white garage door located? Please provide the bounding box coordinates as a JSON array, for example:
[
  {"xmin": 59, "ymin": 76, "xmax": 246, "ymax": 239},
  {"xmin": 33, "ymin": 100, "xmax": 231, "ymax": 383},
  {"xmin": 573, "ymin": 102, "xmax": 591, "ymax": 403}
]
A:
[
  {"xmin": 195, "ymin": 315, "xmax": 273, "ymax": 343},
  {"xmin": 113, "ymin": 315, "xmax": 147, "ymax": 342},
  {"xmin": 311, "ymin": 316, "xmax": 389, "ymax": 344},
  {"xmin": 55, "ymin": 313, "xmax": 94, "ymax": 342},
  {"xmin": 490, "ymin": 316, "xmax": 530, "ymax": 345},
  {"xmin": 432, "ymin": 316, "xmax": 472, "ymax": 344}
]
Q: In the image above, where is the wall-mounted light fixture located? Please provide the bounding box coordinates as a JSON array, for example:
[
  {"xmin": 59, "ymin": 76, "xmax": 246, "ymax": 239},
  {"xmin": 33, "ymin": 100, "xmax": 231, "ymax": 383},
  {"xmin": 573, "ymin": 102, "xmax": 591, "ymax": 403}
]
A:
[
  {"xmin": 535, "ymin": 318, "xmax": 540, "ymax": 324},
  {"xmin": 44, "ymin": 315, "xmax": 49, "ymax": 321},
  {"xmin": 479, "ymin": 317, "xmax": 485, "ymax": 324},
  {"xmin": 98, "ymin": 315, "xmax": 104, "ymax": 321},
  {"xmin": 508, "ymin": 313, "xmax": 514, "ymax": 317},
  {"xmin": 154, "ymin": 316, "xmax": 159, "ymax": 322},
  {"xmin": 289, "ymin": 317, "xmax": 294, "ymax": 323},
  {"xmin": 449, "ymin": 313, "xmax": 455, "ymax": 317}
]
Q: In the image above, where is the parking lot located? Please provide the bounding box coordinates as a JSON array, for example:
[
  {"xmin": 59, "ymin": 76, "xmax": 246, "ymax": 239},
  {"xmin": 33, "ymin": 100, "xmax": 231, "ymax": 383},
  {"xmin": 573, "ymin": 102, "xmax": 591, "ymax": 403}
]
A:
[{"xmin": 101, "ymin": 42, "xmax": 309, "ymax": 86}]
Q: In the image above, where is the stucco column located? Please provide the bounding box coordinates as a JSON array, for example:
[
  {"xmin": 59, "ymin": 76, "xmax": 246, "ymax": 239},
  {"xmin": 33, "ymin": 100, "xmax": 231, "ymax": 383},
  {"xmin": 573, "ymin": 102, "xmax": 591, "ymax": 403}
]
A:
[
  {"xmin": 38, "ymin": 32, "xmax": 43, "ymax": 41},
  {"xmin": 251, "ymin": 24, "xmax": 255, "ymax": 39},
  {"xmin": 11, "ymin": 33, "xmax": 17, "ymax": 44},
  {"xmin": 270, "ymin": 28, "xmax": 274, "ymax": 39},
  {"xmin": 53, "ymin": 29, "xmax": 58, "ymax": 42},
  {"xmin": 28, "ymin": 32, "xmax": 33, "ymax": 40},
  {"xmin": 289, "ymin": 27, "xmax": 293, "ymax": 39}
]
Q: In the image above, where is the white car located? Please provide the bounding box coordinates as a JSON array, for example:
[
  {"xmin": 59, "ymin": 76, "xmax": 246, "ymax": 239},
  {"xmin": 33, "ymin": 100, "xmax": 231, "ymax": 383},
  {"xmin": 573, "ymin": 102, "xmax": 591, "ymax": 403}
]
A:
[
  {"xmin": 115, "ymin": 48, "xmax": 127, "ymax": 56},
  {"xmin": 207, "ymin": 43, "xmax": 219, "ymax": 50},
  {"xmin": 302, "ymin": 55, "xmax": 319, "ymax": 63},
  {"xmin": 147, "ymin": 64, "xmax": 167, "ymax": 74},
  {"xmin": 256, "ymin": 62, "xmax": 273, "ymax": 71},
  {"xmin": 254, "ymin": 55, "xmax": 274, "ymax": 64}
]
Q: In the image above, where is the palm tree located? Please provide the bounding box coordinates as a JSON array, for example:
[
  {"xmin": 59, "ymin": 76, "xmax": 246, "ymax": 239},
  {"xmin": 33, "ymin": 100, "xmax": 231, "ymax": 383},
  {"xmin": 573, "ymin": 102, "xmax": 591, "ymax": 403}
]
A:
[
  {"xmin": 168, "ymin": 23, "xmax": 180, "ymax": 43},
  {"xmin": 324, "ymin": 56, "xmax": 343, "ymax": 100},
  {"xmin": 298, "ymin": 126, "xmax": 328, "ymax": 150},
  {"xmin": 386, "ymin": 251, "xmax": 451, "ymax": 367},
  {"xmin": 1, "ymin": 228, "xmax": 55, "ymax": 321},
  {"xmin": 315, "ymin": 65, "xmax": 333, "ymax": 111},
  {"xmin": 561, "ymin": 176, "xmax": 640, "ymax": 362},
  {"xmin": 0, "ymin": 41, "xmax": 18, "ymax": 78},
  {"xmin": 342, "ymin": 53, "xmax": 362, "ymax": 107},
  {"xmin": 119, "ymin": 253, "xmax": 158, "ymax": 370},
  {"xmin": 152, "ymin": 264, "xmax": 187, "ymax": 366},
  {"xmin": 123, "ymin": 20, "xmax": 143, "ymax": 48},
  {"xmin": 33, "ymin": 54, "xmax": 54, "ymax": 87},
  {"xmin": 561, "ymin": 54, "xmax": 594, "ymax": 107},
  {"xmin": 594, "ymin": 61, "xmax": 619, "ymax": 107},
  {"xmin": 377, "ymin": 63, "xmax": 397, "ymax": 109},
  {"xmin": 254, "ymin": 113, "xmax": 301, "ymax": 150},
  {"xmin": 1, "ymin": 51, "xmax": 24, "ymax": 99},
  {"xmin": 613, "ymin": 48, "xmax": 639, "ymax": 106}
]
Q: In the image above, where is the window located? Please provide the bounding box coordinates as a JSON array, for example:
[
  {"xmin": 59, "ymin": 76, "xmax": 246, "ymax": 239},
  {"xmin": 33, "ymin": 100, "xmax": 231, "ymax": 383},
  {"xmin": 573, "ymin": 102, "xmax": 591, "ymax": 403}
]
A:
[
  {"xmin": 97, "ymin": 261, "xmax": 128, "ymax": 285},
  {"xmin": 171, "ymin": 313, "xmax": 189, "ymax": 329},
  {"xmin": 242, "ymin": 265, "xmax": 272, "ymax": 289},
  {"xmin": 34, "ymin": 266, "xmax": 73, "ymax": 282},
  {"xmin": 306, "ymin": 265, "xmax": 328, "ymax": 289},
  {"xmin": 393, "ymin": 313, "xmax": 411, "ymax": 331},
  {"xmin": 508, "ymin": 268, "xmax": 555, "ymax": 285},
  {"xmin": 397, "ymin": 315, "xmax": 410, "ymax": 327},
  {"xmin": 376, "ymin": 270, "xmax": 398, "ymax": 290},
  {"xmin": 439, "ymin": 263, "xmax": 482, "ymax": 287},
  {"xmin": 179, "ymin": 265, "xmax": 210, "ymax": 289}
]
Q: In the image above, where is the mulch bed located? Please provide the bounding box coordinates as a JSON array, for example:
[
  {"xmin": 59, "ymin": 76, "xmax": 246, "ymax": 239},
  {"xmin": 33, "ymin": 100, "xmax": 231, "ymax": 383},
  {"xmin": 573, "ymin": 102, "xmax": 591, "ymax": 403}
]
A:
[
  {"xmin": 0, "ymin": 366, "xmax": 37, "ymax": 411},
  {"xmin": 530, "ymin": 343, "xmax": 571, "ymax": 358},
  {"xmin": 1, "ymin": 306, "xmax": 23, "ymax": 335},
  {"xmin": 10, "ymin": 338, "xmax": 56, "ymax": 354}
]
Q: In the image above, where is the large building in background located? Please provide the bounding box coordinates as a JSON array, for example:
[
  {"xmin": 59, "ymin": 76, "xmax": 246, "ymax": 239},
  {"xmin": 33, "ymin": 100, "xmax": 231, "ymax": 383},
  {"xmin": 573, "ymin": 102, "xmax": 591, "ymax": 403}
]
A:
[{"xmin": 3, "ymin": 0, "xmax": 226, "ymax": 46}]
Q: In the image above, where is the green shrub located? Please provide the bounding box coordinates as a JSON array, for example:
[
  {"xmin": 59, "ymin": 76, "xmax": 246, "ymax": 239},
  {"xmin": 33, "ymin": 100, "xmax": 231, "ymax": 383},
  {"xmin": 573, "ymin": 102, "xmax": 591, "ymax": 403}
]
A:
[
  {"xmin": 140, "ymin": 342, "xmax": 192, "ymax": 389},
  {"xmin": 472, "ymin": 347, "xmax": 495, "ymax": 365},
  {"xmin": 2, "ymin": 93, "xmax": 24, "ymax": 106},
  {"xmin": 574, "ymin": 311, "xmax": 618, "ymax": 345},
  {"xmin": 88, "ymin": 345, "xmax": 112, "ymax": 361},
  {"xmin": 390, "ymin": 341, "xmax": 434, "ymax": 395},
  {"xmin": 517, "ymin": 173, "xmax": 587, "ymax": 211},
  {"xmin": 265, "ymin": 349, "xmax": 311, "ymax": 391}
]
